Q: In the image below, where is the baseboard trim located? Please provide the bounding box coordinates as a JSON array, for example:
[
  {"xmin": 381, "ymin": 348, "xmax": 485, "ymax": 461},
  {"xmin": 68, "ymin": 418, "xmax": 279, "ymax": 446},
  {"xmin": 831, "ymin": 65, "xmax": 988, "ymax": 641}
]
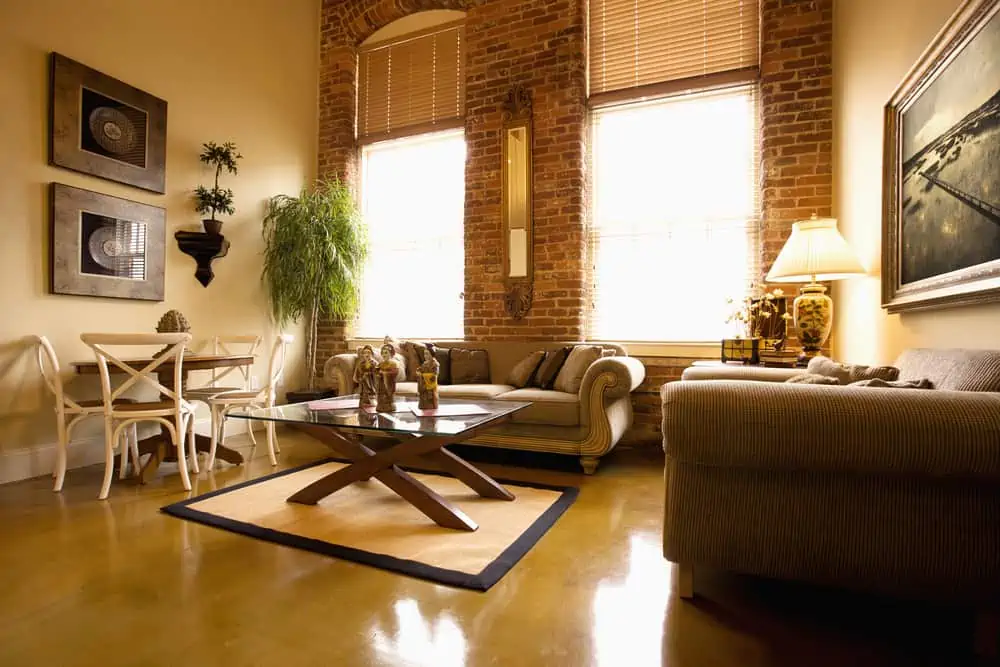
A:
[{"xmin": 0, "ymin": 418, "xmax": 262, "ymax": 485}]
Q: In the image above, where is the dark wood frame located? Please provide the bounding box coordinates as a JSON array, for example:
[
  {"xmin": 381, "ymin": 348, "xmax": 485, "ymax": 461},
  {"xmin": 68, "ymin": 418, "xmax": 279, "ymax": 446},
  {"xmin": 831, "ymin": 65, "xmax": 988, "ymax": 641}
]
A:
[
  {"xmin": 50, "ymin": 183, "xmax": 166, "ymax": 301},
  {"xmin": 50, "ymin": 53, "xmax": 168, "ymax": 193},
  {"xmin": 501, "ymin": 84, "xmax": 534, "ymax": 320},
  {"xmin": 882, "ymin": 0, "xmax": 1000, "ymax": 313}
]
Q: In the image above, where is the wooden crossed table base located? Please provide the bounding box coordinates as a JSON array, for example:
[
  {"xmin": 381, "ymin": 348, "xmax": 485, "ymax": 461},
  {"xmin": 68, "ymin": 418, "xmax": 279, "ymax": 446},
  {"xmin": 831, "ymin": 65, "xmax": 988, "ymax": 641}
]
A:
[{"xmin": 290, "ymin": 422, "xmax": 516, "ymax": 532}]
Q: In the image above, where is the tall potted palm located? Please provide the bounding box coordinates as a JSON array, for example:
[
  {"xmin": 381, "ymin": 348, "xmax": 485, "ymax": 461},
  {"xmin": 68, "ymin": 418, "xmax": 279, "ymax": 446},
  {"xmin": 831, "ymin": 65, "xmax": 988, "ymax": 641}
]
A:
[{"xmin": 261, "ymin": 178, "xmax": 368, "ymax": 393}]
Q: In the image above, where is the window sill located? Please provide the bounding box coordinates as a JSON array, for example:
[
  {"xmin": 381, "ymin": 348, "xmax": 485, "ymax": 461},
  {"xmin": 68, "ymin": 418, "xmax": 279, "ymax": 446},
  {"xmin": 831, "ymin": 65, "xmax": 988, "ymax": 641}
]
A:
[{"xmin": 588, "ymin": 340, "xmax": 722, "ymax": 359}]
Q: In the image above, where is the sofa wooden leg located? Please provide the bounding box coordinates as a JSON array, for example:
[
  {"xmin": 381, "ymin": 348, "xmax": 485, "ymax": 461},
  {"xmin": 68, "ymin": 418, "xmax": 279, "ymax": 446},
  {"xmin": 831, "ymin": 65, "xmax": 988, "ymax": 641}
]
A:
[
  {"xmin": 975, "ymin": 611, "xmax": 999, "ymax": 659},
  {"xmin": 676, "ymin": 563, "xmax": 694, "ymax": 599},
  {"xmin": 580, "ymin": 456, "xmax": 599, "ymax": 475}
]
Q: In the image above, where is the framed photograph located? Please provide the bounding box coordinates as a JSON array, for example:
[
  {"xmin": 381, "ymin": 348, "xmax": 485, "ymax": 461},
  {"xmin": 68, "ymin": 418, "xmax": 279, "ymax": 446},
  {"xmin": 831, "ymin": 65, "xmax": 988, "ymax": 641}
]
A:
[
  {"xmin": 49, "ymin": 53, "xmax": 167, "ymax": 193},
  {"xmin": 882, "ymin": 0, "xmax": 1000, "ymax": 312},
  {"xmin": 50, "ymin": 183, "xmax": 165, "ymax": 301}
]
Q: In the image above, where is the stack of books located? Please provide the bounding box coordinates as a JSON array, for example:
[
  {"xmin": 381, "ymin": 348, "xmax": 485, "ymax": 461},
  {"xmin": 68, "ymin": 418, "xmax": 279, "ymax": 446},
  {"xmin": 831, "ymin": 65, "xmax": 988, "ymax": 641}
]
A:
[{"xmin": 758, "ymin": 349, "xmax": 800, "ymax": 367}]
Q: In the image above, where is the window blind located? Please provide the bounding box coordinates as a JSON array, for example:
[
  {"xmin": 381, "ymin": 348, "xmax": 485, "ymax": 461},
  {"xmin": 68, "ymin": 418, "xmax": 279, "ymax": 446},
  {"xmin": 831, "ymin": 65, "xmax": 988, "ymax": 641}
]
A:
[
  {"xmin": 588, "ymin": 85, "xmax": 760, "ymax": 342},
  {"xmin": 358, "ymin": 20, "xmax": 465, "ymax": 144},
  {"xmin": 589, "ymin": 0, "xmax": 759, "ymax": 106}
]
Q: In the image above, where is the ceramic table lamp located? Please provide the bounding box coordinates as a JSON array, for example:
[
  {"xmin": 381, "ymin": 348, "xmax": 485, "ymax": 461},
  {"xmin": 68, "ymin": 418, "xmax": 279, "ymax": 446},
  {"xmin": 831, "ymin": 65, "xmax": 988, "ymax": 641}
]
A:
[{"xmin": 765, "ymin": 214, "xmax": 865, "ymax": 361}]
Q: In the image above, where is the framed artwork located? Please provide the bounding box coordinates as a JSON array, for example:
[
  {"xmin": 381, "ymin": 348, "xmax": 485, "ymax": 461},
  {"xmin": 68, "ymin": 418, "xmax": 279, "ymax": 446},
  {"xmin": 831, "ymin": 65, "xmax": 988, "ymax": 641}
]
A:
[
  {"xmin": 882, "ymin": 0, "xmax": 1000, "ymax": 312},
  {"xmin": 49, "ymin": 53, "xmax": 168, "ymax": 193},
  {"xmin": 50, "ymin": 183, "xmax": 165, "ymax": 301}
]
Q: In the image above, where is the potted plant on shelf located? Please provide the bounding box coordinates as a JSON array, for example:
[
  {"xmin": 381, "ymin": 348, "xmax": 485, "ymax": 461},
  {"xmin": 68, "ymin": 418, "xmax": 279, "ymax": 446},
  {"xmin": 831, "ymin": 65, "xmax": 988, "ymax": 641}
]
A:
[
  {"xmin": 262, "ymin": 178, "xmax": 368, "ymax": 399},
  {"xmin": 194, "ymin": 141, "xmax": 242, "ymax": 235}
]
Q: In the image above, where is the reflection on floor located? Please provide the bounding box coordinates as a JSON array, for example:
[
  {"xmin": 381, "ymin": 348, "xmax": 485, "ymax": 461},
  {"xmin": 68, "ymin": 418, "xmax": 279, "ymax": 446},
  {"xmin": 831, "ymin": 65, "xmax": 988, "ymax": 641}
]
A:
[{"xmin": 0, "ymin": 430, "xmax": 976, "ymax": 666}]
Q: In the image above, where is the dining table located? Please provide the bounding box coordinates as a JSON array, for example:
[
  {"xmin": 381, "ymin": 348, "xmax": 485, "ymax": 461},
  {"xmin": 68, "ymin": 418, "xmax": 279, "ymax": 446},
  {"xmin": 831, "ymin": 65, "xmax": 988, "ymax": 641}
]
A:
[{"xmin": 72, "ymin": 354, "xmax": 255, "ymax": 484}]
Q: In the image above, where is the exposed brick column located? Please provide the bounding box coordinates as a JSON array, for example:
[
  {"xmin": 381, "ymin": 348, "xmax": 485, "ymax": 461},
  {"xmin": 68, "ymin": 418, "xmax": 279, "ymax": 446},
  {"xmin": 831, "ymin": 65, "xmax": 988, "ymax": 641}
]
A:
[
  {"xmin": 463, "ymin": 0, "xmax": 588, "ymax": 341},
  {"xmin": 760, "ymin": 0, "xmax": 834, "ymax": 273}
]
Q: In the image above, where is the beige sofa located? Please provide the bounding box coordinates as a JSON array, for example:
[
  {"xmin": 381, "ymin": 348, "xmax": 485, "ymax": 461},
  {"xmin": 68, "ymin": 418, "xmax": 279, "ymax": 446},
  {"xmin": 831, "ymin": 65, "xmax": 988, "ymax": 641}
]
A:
[
  {"xmin": 324, "ymin": 341, "xmax": 645, "ymax": 473},
  {"xmin": 661, "ymin": 348, "xmax": 1000, "ymax": 603}
]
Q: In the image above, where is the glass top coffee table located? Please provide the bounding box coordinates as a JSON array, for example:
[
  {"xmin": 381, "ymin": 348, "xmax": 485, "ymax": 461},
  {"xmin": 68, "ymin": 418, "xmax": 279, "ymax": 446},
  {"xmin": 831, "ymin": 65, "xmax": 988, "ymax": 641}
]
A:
[{"xmin": 231, "ymin": 396, "xmax": 530, "ymax": 531}]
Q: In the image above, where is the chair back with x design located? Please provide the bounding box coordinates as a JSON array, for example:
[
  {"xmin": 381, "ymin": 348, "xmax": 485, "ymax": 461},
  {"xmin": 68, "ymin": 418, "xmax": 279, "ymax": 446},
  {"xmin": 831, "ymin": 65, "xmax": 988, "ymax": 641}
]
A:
[
  {"xmin": 33, "ymin": 335, "xmax": 80, "ymax": 417},
  {"xmin": 263, "ymin": 334, "xmax": 294, "ymax": 406},
  {"xmin": 208, "ymin": 334, "xmax": 262, "ymax": 389},
  {"xmin": 80, "ymin": 333, "xmax": 193, "ymax": 416}
]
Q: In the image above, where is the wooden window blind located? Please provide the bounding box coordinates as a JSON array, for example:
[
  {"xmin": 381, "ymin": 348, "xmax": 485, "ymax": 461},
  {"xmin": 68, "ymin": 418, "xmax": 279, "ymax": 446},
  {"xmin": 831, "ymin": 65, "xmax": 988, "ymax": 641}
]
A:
[
  {"xmin": 358, "ymin": 20, "xmax": 465, "ymax": 144},
  {"xmin": 589, "ymin": 0, "xmax": 759, "ymax": 106}
]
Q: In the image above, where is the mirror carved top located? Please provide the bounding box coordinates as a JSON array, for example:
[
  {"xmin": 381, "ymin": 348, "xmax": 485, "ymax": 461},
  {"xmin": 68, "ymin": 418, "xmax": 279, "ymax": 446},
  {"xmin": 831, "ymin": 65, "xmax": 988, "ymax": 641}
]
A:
[{"xmin": 501, "ymin": 84, "xmax": 532, "ymax": 122}]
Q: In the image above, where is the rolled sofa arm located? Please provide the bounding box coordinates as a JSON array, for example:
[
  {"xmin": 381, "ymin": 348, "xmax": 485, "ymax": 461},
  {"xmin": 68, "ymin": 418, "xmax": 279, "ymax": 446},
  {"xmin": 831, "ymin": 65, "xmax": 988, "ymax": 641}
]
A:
[
  {"xmin": 680, "ymin": 364, "xmax": 804, "ymax": 382},
  {"xmin": 323, "ymin": 352, "xmax": 358, "ymax": 395},
  {"xmin": 579, "ymin": 356, "xmax": 646, "ymax": 401},
  {"xmin": 661, "ymin": 380, "xmax": 1000, "ymax": 479}
]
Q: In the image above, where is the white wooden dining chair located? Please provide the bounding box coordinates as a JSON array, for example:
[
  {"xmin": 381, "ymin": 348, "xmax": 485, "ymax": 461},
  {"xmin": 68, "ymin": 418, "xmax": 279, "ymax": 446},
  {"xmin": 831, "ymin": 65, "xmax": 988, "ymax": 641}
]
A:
[
  {"xmin": 207, "ymin": 334, "xmax": 293, "ymax": 469},
  {"xmin": 80, "ymin": 332, "xmax": 198, "ymax": 499},
  {"xmin": 184, "ymin": 334, "xmax": 263, "ymax": 456},
  {"xmin": 34, "ymin": 335, "xmax": 140, "ymax": 494}
]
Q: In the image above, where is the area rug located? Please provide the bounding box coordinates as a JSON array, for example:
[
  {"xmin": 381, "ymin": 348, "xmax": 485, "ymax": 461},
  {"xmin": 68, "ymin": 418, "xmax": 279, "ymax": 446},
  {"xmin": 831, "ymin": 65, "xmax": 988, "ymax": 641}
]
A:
[{"xmin": 161, "ymin": 459, "xmax": 578, "ymax": 591}]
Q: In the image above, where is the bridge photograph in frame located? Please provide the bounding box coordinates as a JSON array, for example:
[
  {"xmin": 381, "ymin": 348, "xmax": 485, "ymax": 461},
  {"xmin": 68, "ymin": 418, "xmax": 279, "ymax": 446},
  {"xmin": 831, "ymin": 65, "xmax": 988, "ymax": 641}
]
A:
[{"xmin": 882, "ymin": 0, "xmax": 1000, "ymax": 312}]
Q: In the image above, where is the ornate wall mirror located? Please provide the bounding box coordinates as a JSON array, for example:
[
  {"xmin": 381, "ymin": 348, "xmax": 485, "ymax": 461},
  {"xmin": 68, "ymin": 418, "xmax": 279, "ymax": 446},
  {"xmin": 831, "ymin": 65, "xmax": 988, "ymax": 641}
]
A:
[{"xmin": 501, "ymin": 84, "xmax": 533, "ymax": 319}]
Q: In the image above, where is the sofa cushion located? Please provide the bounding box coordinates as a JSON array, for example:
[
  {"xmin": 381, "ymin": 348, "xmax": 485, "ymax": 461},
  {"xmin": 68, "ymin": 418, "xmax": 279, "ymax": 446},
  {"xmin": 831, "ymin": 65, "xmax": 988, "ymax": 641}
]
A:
[
  {"xmin": 495, "ymin": 388, "xmax": 579, "ymax": 426},
  {"xmin": 895, "ymin": 348, "xmax": 1000, "ymax": 392},
  {"xmin": 807, "ymin": 356, "xmax": 899, "ymax": 383},
  {"xmin": 532, "ymin": 346, "xmax": 572, "ymax": 389},
  {"xmin": 554, "ymin": 345, "xmax": 603, "ymax": 394},
  {"xmin": 506, "ymin": 350, "xmax": 545, "ymax": 388},
  {"xmin": 439, "ymin": 384, "xmax": 515, "ymax": 400},
  {"xmin": 450, "ymin": 348, "xmax": 490, "ymax": 384}
]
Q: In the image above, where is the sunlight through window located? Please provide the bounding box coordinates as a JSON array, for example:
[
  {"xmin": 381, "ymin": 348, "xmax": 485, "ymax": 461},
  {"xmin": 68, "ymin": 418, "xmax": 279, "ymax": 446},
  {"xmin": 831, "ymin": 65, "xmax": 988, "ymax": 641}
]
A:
[
  {"xmin": 590, "ymin": 85, "xmax": 760, "ymax": 342},
  {"xmin": 357, "ymin": 130, "xmax": 466, "ymax": 339}
]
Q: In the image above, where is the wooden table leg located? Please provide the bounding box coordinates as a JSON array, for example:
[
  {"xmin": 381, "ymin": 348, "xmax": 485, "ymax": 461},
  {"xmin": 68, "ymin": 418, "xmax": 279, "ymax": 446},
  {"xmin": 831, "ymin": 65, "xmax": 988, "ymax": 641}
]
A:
[
  {"xmin": 137, "ymin": 432, "xmax": 169, "ymax": 484},
  {"xmin": 291, "ymin": 425, "xmax": 478, "ymax": 531},
  {"xmin": 419, "ymin": 448, "xmax": 515, "ymax": 501},
  {"xmin": 191, "ymin": 433, "xmax": 244, "ymax": 465}
]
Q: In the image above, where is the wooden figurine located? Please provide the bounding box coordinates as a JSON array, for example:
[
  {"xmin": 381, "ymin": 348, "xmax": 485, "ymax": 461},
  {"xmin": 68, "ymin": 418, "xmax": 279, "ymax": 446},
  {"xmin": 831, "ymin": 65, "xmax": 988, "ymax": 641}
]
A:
[
  {"xmin": 376, "ymin": 341, "xmax": 401, "ymax": 412},
  {"xmin": 353, "ymin": 344, "xmax": 378, "ymax": 410},
  {"xmin": 416, "ymin": 347, "xmax": 440, "ymax": 410}
]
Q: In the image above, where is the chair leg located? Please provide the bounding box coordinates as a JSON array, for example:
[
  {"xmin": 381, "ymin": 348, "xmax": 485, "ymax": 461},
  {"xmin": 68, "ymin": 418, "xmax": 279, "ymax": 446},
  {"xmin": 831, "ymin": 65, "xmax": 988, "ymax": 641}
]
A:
[
  {"xmin": 188, "ymin": 415, "xmax": 200, "ymax": 474},
  {"xmin": 266, "ymin": 420, "xmax": 278, "ymax": 467},
  {"xmin": 580, "ymin": 456, "xmax": 599, "ymax": 475},
  {"xmin": 99, "ymin": 419, "xmax": 116, "ymax": 500},
  {"xmin": 208, "ymin": 405, "xmax": 220, "ymax": 470},
  {"xmin": 117, "ymin": 428, "xmax": 129, "ymax": 480},
  {"xmin": 247, "ymin": 419, "xmax": 258, "ymax": 449},
  {"xmin": 175, "ymin": 418, "xmax": 191, "ymax": 492},
  {"xmin": 129, "ymin": 425, "xmax": 140, "ymax": 475},
  {"xmin": 53, "ymin": 418, "xmax": 69, "ymax": 492}
]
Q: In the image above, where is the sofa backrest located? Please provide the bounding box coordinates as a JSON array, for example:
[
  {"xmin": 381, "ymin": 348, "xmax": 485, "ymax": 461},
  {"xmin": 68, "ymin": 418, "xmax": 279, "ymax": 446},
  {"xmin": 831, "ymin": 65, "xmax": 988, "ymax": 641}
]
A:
[
  {"xmin": 894, "ymin": 348, "xmax": 1000, "ymax": 392},
  {"xmin": 425, "ymin": 341, "xmax": 626, "ymax": 383}
]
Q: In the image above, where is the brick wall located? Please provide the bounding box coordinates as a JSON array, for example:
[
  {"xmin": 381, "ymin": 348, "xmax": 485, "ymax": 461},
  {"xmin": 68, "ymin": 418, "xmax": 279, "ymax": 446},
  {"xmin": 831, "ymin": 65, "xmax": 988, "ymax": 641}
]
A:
[{"xmin": 316, "ymin": 0, "xmax": 833, "ymax": 447}]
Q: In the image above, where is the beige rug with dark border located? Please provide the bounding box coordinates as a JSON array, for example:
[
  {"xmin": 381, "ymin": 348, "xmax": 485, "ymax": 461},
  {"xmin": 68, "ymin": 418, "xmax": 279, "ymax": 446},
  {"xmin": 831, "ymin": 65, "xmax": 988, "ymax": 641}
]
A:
[{"xmin": 161, "ymin": 458, "xmax": 578, "ymax": 591}]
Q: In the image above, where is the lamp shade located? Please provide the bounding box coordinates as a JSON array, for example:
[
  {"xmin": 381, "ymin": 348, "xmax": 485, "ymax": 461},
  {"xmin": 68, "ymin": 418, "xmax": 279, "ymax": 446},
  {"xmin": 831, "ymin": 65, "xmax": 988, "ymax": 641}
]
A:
[{"xmin": 766, "ymin": 215, "xmax": 866, "ymax": 283}]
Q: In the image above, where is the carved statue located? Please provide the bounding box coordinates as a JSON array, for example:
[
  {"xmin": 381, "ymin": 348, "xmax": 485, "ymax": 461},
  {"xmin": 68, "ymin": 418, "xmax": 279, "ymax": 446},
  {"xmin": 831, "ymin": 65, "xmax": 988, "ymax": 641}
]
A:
[
  {"xmin": 416, "ymin": 347, "xmax": 440, "ymax": 410},
  {"xmin": 376, "ymin": 341, "xmax": 401, "ymax": 412},
  {"xmin": 353, "ymin": 344, "xmax": 378, "ymax": 410}
]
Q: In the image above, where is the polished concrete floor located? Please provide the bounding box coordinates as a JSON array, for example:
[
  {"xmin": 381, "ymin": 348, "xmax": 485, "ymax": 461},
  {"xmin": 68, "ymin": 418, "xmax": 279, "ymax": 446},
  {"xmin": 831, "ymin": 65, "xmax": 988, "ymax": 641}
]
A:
[{"xmin": 0, "ymin": 430, "xmax": 978, "ymax": 666}]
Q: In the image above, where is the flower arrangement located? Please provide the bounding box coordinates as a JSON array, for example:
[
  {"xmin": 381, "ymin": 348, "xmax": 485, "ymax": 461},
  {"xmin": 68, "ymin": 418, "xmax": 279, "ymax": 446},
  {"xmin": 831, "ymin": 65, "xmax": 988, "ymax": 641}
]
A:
[{"xmin": 726, "ymin": 287, "xmax": 793, "ymax": 339}]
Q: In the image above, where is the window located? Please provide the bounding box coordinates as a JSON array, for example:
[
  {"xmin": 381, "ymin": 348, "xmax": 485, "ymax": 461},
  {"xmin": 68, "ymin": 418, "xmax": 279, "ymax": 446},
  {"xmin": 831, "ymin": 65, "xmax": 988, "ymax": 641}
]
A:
[
  {"xmin": 589, "ymin": 85, "xmax": 759, "ymax": 342},
  {"xmin": 356, "ymin": 129, "xmax": 466, "ymax": 339}
]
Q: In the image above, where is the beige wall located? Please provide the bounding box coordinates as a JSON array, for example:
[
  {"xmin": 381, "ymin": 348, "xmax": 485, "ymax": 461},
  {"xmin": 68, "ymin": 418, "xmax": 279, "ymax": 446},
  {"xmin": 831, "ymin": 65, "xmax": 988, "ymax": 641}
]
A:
[
  {"xmin": 0, "ymin": 0, "xmax": 319, "ymax": 481},
  {"xmin": 833, "ymin": 0, "xmax": 1000, "ymax": 364}
]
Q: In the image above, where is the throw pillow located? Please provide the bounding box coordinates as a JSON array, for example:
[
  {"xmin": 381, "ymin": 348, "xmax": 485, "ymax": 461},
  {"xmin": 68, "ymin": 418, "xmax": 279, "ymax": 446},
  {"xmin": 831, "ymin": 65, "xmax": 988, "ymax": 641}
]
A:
[
  {"xmin": 600, "ymin": 348, "xmax": 617, "ymax": 358},
  {"xmin": 531, "ymin": 346, "xmax": 573, "ymax": 389},
  {"xmin": 450, "ymin": 348, "xmax": 490, "ymax": 384},
  {"xmin": 553, "ymin": 345, "xmax": 603, "ymax": 394},
  {"xmin": 506, "ymin": 350, "xmax": 546, "ymax": 388},
  {"xmin": 428, "ymin": 344, "xmax": 451, "ymax": 385},
  {"xmin": 807, "ymin": 355, "xmax": 900, "ymax": 384},
  {"xmin": 848, "ymin": 378, "xmax": 934, "ymax": 389},
  {"xmin": 400, "ymin": 341, "xmax": 429, "ymax": 382},
  {"xmin": 786, "ymin": 373, "xmax": 841, "ymax": 385}
]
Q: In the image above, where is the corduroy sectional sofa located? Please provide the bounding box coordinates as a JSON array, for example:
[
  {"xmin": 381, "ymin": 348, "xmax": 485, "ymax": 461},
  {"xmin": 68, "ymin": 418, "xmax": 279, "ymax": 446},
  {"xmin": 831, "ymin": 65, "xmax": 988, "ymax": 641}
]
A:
[
  {"xmin": 324, "ymin": 340, "xmax": 646, "ymax": 473},
  {"xmin": 660, "ymin": 348, "xmax": 1000, "ymax": 603}
]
